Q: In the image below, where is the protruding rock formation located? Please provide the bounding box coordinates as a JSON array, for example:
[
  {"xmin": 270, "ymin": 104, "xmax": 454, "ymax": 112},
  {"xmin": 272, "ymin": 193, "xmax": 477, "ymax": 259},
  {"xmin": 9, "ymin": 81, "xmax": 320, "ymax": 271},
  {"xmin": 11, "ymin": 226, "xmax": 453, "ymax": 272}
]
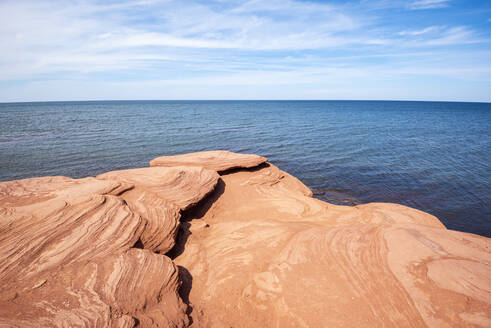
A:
[
  {"xmin": 97, "ymin": 166, "xmax": 219, "ymax": 211},
  {"xmin": 0, "ymin": 166, "xmax": 218, "ymax": 327},
  {"xmin": 150, "ymin": 150, "xmax": 267, "ymax": 172},
  {"xmin": 0, "ymin": 151, "xmax": 490, "ymax": 327},
  {"xmin": 97, "ymin": 166, "xmax": 219, "ymax": 253}
]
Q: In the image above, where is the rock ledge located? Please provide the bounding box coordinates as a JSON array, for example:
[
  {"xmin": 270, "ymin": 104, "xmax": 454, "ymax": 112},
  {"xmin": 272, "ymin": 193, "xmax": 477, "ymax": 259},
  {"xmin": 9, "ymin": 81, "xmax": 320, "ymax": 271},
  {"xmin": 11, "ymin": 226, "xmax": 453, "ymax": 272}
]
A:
[{"xmin": 1, "ymin": 151, "xmax": 489, "ymax": 327}]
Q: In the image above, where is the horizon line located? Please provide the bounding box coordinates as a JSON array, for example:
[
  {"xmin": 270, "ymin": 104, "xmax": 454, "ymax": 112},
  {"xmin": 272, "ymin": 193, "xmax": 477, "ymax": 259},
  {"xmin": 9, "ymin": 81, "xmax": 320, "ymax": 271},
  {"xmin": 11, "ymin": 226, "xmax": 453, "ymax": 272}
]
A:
[{"xmin": 1, "ymin": 99, "xmax": 490, "ymax": 105}]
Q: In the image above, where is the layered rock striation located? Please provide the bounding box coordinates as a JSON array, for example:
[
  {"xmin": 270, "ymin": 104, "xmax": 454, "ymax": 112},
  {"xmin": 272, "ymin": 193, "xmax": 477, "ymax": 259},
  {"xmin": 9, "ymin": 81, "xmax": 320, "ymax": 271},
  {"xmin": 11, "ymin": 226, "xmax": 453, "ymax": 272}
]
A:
[
  {"xmin": 0, "ymin": 151, "xmax": 489, "ymax": 327},
  {"xmin": 0, "ymin": 166, "xmax": 218, "ymax": 327}
]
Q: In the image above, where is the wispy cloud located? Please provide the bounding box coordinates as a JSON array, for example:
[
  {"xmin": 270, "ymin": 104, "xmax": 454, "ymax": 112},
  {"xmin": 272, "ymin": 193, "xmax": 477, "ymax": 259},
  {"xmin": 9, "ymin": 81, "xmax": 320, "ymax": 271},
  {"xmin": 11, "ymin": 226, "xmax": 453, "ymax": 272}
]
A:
[
  {"xmin": 0, "ymin": 0, "xmax": 382, "ymax": 80},
  {"xmin": 422, "ymin": 26, "xmax": 479, "ymax": 46},
  {"xmin": 398, "ymin": 26, "xmax": 441, "ymax": 36},
  {"xmin": 0, "ymin": 0, "xmax": 489, "ymax": 102},
  {"xmin": 408, "ymin": 0, "xmax": 450, "ymax": 10}
]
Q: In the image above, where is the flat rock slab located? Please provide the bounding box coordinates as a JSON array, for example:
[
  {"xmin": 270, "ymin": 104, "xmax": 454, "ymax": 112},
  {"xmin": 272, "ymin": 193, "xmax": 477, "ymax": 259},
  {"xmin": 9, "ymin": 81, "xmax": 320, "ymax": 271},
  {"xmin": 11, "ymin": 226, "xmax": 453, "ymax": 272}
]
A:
[{"xmin": 150, "ymin": 150, "xmax": 268, "ymax": 172}]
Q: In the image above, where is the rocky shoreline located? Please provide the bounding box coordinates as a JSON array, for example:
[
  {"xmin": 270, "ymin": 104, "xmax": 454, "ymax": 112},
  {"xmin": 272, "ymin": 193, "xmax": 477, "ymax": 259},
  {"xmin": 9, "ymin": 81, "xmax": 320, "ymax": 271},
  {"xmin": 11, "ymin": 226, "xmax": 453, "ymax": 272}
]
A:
[{"xmin": 0, "ymin": 151, "xmax": 489, "ymax": 327}]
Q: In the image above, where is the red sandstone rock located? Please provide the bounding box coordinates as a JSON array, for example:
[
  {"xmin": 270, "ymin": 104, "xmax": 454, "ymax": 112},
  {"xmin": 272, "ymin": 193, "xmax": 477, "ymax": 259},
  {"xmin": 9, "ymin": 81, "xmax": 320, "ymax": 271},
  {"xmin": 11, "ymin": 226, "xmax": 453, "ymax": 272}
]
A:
[
  {"xmin": 0, "ymin": 177, "xmax": 143, "ymax": 284},
  {"xmin": 97, "ymin": 166, "xmax": 219, "ymax": 210},
  {"xmin": 0, "ymin": 165, "xmax": 218, "ymax": 327},
  {"xmin": 0, "ymin": 249, "xmax": 187, "ymax": 327},
  {"xmin": 0, "ymin": 151, "xmax": 489, "ymax": 327},
  {"xmin": 173, "ymin": 160, "xmax": 491, "ymax": 327},
  {"xmin": 97, "ymin": 166, "xmax": 219, "ymax": 253},
  {"xmin": 150, "ymin": 150, "xmax": 267, "ymax": 172}
]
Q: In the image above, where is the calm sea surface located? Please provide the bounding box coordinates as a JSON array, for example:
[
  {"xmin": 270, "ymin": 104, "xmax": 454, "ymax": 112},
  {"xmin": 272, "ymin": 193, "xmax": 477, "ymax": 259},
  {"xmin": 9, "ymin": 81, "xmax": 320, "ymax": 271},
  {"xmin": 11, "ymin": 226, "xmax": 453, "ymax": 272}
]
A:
[{"xmin": 0, "ymin": 100, "xmax": 489, "ymax": 236}]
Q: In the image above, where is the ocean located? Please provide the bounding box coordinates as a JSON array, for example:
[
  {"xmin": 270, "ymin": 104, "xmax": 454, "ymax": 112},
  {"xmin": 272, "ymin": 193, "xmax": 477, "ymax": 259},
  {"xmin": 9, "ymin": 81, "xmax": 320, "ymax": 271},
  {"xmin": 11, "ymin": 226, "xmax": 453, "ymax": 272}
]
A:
[{"xmin": 0, "ymin": 100, "xmax": 489, "ymax": 237}]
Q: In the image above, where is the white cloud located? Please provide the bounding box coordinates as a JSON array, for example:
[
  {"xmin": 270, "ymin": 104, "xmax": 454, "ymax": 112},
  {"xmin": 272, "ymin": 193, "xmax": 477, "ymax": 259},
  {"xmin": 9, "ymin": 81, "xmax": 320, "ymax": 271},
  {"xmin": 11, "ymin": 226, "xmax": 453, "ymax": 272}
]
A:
[
  {"xmin": 422, "ymin": 26, "xmax": 477, "ymax": 46},
  {"xmin": 0, "ymin": 0, "xmax": 365, "ymax": 52},
  {"xmin": 0, "ymin": 0, "xmax": 383, "ymax": 81},
  {"xmin": 398, "ymin": 26, "xmax": 441, "ymax": 36},
  {"xmin": 409, "ymin": 0, "xmax": 450, "ymax": 10},
  {"xmin": 396, "ymin": 26, "xmax": 486, "ymax": 47},
  {"xmin": 3, "ymin": 59, "xmax": 490, "ymax": 102},
  {"xmin": 0, "ymin": 0, "xmax": 489, "ymax": 102}
]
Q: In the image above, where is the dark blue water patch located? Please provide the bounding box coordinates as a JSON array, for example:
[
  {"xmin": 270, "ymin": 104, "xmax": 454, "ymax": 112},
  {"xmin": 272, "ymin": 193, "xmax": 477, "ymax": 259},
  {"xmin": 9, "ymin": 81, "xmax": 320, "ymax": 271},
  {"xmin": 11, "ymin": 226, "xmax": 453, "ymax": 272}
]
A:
[{"xmin": 0, "ymin": 100, "xmax": 490, "ymax": 237}]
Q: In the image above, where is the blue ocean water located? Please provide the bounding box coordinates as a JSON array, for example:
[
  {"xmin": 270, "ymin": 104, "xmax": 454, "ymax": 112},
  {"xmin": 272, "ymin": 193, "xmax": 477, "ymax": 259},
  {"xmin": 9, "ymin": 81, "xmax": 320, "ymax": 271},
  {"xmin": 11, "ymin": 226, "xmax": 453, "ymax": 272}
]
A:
[{"xmin": 0, "ymin": 100, "xmax": 489, "ymax": 237}]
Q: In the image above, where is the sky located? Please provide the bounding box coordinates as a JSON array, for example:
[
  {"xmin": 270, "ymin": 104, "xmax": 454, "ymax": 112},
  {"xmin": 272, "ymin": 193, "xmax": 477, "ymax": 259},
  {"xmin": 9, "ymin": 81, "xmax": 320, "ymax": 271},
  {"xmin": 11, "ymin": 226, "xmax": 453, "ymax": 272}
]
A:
[{"xmin": 0, "ymin": 0, "xmax": 490, "ymax": 102}]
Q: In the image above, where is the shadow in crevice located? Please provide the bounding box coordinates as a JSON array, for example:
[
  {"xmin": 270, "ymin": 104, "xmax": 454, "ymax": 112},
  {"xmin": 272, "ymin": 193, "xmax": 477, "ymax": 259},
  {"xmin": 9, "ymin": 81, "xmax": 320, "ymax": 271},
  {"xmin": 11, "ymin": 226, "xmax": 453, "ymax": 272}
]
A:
[
  {"xmin": 167, "ymin": 178, "xmax": 225, "ymax": 260},
  {"xmin": 132, "ymin": 237, "xmax": 144, "ymax": 249},
  {"xmin": 166, "ymin": 221, "xmax": 191, "ymax": 259},
  {"xmin": 177, "ymin": 265, "xmax": 194, "ymax": 325},
  {"xmin": 182, "ymin": 177, "xmax": 226, "ymax": 221},
  {"xmin": 218, "ymin": 161, "xmax": 270, "ymax": 176},
  {"xmin": 167, "ymin": 177, "xmax": 227, "ymax": 325}
]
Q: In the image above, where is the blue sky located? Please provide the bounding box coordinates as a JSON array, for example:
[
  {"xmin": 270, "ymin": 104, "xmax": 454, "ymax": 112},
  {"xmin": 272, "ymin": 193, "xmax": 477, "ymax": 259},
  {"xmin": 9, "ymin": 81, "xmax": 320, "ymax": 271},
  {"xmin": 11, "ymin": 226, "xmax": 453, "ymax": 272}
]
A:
[{"xmin": 1, "ymin": 0, "xmax": 490, "ymax": 102}]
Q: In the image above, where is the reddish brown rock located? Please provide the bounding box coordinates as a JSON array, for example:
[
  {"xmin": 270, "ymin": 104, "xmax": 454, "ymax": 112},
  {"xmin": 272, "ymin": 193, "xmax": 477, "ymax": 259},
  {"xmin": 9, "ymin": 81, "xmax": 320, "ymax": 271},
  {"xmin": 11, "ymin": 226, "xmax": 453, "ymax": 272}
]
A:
[
  {"xmin": 0, "ymin": 165, "xmax": 220, "ymax": 327},
  {"xmin": 1, "ymin": 151, "xmax": 490, "ymax": 328},
  {"xmin": 173, "ymin": 160, "xmax": 491, "ymax": 328},
  {"xmin": 150, "ymin": 150, "xmax": 267, "ymax": 172},
  {"xmin": 0, "ymin": 177, "xmax": 143, "ymax": 284},
  {"xmin": 96, "ymin": 166, "xmax": 219, "ymax": 254},
  {"xmin": 97, "ymin": 166, "xmax": 219, "ymax": 210},
  {"xmin": 118, "ymin": 187, "xmax": 181, "ymax": 253},
  {"xmin": 0, "ymin": 249, "xmax": 188, "ymax": 327}
]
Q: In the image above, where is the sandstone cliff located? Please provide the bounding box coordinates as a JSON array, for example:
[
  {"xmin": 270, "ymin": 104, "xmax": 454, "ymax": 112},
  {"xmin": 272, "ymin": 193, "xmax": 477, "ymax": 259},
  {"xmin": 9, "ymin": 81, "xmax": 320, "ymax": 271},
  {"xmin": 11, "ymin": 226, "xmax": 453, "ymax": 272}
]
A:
[{"xmin": 0, "ymin": 151, "xmax": 489, "ymax": 327}]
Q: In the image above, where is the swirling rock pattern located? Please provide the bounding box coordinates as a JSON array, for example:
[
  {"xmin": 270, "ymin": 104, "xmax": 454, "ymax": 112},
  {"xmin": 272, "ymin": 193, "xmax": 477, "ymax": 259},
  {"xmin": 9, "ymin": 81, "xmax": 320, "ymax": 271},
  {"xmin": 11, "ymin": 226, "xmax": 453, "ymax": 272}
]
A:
[
  {"xmin": 97, "ymin": 166, "xmax": 219, "ymax": 210},
  {"xmin": 0, "ymin": 177, "xmax": 143, "ymax": 284},
  {"xmin": 170, "ymin": 158, "xmax": 491, "ymax": 328},
  {"xmin": 0, "ymin": 249, "xmax": 187, "ymax": 327},
  {"xmin": 97, "ymin": 166, "xmax": 219, "ymax": 254},
  {"xmin": 0, "ymin": 151, "xmax": 489, "ymax": 327},
  {"xmin": 150, "ymin": 150, "xmax": 267, "ymax": 172},
  {"xmin": 0, "ymin": 165, "xmax": 219, "ymax": 327}
]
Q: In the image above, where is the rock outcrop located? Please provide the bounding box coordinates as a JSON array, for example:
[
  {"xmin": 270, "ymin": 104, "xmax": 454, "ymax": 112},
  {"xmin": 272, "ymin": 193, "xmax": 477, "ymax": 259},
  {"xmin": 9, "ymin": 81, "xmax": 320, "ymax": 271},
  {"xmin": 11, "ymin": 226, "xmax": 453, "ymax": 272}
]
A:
[
  {"xmin": 97, "ymin": 166, "xmax": 219, "ymax": 253},
  {"xmin": 150, "ymin": 150, "xmax": 267, "ymax": 172},
  {"xmin": 173, "ymin": 161, "xmax": 491, "ymax": 327},
  {"xmin": 0, "ymin": 166, "xmax": 218, "ymax": 327},
  {"xmin": 0, "ymin": 151, "xmax": 489, "ymax": 327}
]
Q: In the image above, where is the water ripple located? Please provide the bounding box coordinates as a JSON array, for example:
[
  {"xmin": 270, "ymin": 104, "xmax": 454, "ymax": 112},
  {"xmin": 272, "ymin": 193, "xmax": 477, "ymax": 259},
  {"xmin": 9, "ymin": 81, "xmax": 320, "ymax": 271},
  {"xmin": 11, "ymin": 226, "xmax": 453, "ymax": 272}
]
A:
[{"xmin": 0, "ymin": 100, "xmax": 489, "ymax": 237}]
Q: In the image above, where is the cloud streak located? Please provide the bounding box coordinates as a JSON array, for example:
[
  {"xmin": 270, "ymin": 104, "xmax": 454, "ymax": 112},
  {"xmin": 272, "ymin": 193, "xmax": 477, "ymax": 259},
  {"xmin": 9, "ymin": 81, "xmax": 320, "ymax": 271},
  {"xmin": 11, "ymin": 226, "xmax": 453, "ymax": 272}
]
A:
[
  {"xmin": 398, "ymin": 26, "xmax": 441, "ymax": 36},
  {"xmin": 0, "ymin": 0, "xmax": 490, "ymax": 102},
  {"xmin": 408, "ymin": 0, "xmax": 450, "ymax": 10}
]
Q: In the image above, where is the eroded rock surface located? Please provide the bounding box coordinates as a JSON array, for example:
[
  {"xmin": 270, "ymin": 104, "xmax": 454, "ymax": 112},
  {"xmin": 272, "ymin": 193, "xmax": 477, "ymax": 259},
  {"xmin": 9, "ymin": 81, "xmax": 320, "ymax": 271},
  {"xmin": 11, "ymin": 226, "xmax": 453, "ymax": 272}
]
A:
[
  {"xmin": 96, "ymin": 166, "xmax": 219, "ymax": 253},
  {"xmin": 0, "ymin": 249, "xmax": 187, "ymax": 327},
  {"xmin": 97, "ymin": 166, "xmax": 219, "ymax": 210},
  {"xmin": 169, "ymin": 158, "xmax": 491, "ymax": 328},
  {"xmin": 0, "ymin": 151, "xmax": 490, "ymax": 327},
  {"xmin": 150, "ymin": 150, "xmax": 267, "ymax": 172},
  {"xmin": 0, "ymin": 177, "xmax": 143, "ymax": 284},
  {"xmin": 0, "ymin": 166, "xmax": 218, "ymax": 327}
]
